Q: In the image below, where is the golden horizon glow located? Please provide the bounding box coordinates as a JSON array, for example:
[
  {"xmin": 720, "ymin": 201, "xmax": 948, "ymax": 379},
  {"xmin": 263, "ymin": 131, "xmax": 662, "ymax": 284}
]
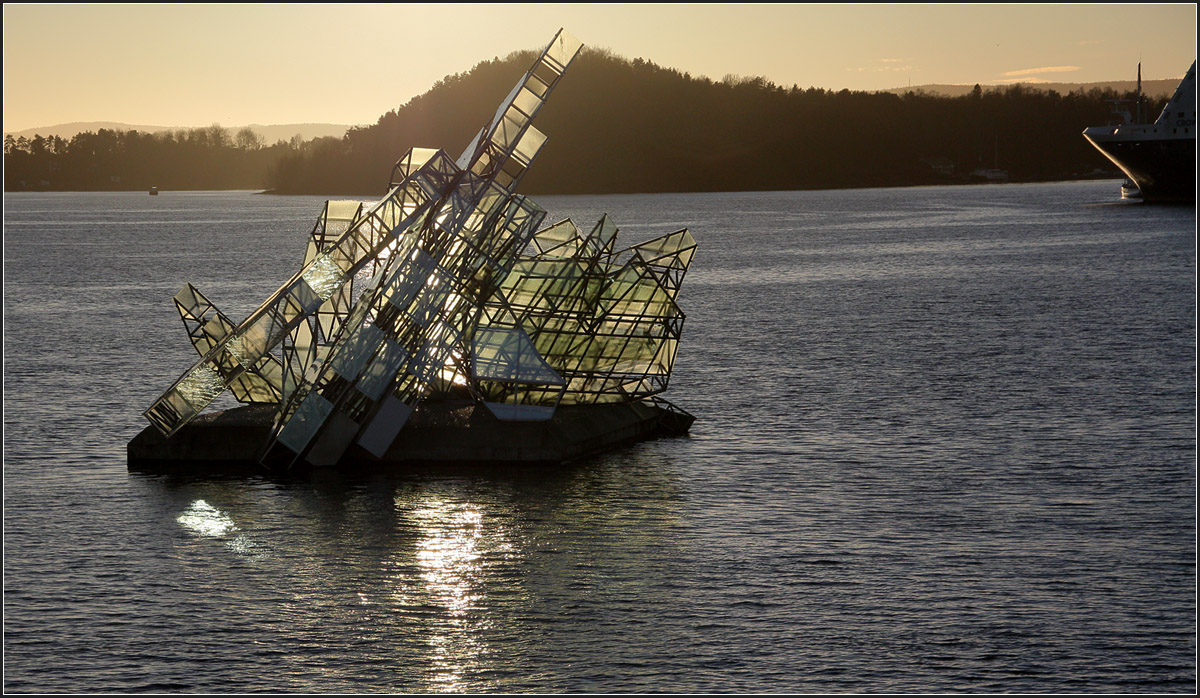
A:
[{"xmin": 3, "ymin": 4, "xmax": 1196, "ymax": 133}]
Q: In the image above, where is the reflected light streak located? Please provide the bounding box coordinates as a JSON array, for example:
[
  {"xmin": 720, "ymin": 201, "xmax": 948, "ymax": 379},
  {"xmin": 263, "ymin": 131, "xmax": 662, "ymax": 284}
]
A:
[
  {"xmin": 175, "ymin": 499, "xmax": 268, "ymax": 558},
  {"xmin": 384, "ymin": 496, "xmax": 517, "ymax": 692},
  {"xmin": 176, "ymin": 499, "xmax": 237, "ymax": 537},
  {"xmin": 415, "ymin": 503, "xmax": 485, "ymax": 613}
]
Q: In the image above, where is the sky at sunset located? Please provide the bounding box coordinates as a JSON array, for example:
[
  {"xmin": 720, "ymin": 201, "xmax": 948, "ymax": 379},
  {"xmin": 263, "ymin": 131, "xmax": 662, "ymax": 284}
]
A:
[{"xmin": 3, "ymin": 3, "xmax": 1197, "ymax": 133}]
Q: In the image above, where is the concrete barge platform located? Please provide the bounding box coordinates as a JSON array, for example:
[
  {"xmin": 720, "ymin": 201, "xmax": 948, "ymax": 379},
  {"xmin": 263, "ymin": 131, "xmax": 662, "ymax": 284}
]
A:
[{"xmin": 127, "ymin": 400, "xmax": 694, "ymax": 474}]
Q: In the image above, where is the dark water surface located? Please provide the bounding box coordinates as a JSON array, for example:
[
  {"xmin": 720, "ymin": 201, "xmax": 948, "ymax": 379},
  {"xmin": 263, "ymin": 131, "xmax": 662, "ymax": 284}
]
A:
[{"xmin": 4, "ymin": 182, "xmax": 1195, "ymax": 693}]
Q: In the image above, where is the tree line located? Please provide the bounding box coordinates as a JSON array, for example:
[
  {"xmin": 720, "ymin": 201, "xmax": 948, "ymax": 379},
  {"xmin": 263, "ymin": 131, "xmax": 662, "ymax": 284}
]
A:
[
  {"xmin": 6, "ymin": 49, "xmax": 1161, "ymax": 195},
  {"xmin": 4, "ymin": 125, "xmax": 290, "ymax": 191}
]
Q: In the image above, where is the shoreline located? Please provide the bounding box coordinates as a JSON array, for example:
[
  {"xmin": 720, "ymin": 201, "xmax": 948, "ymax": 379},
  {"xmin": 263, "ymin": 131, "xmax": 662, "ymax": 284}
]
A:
[{"xmin": 3, "ymin": 172, "xmax": 1131, "ymax": 197}]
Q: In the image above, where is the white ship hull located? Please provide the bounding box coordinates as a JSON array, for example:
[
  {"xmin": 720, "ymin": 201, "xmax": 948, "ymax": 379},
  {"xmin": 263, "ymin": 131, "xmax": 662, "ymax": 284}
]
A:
[{"xmin": 1083, "ymin": 61, "xmax": 1196, "ymax": 203}]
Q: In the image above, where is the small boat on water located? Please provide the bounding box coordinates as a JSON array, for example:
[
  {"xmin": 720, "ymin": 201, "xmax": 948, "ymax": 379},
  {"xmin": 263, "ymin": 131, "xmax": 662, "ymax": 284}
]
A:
[
  {"xmin": 149, "ymin": 186, "xmax": 158, "ymax": 195},
  {"xmin": 1082, "ymin": 61, "xmax": 1196, "ymax": 203},
  {"xmin": 1120, "ymin": 177, "xmax": 1142, "ymax": 200}
]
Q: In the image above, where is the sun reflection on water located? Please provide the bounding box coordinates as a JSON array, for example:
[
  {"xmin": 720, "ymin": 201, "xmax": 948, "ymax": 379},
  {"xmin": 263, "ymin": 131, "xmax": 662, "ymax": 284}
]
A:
[
  {"xmin": 383, "ymin": 496, "xmax": 517, "ymax": 692},
  {"xmin": 176, "ymin": 499, "xmax": 237, "ymax": 536},
  {"xmin": 416, "ymin": 505, "xmax": 485, "ymax": 612},
  {"xmin": 175, "ymin": 499, "xmax": 268, "ymax": 558}
]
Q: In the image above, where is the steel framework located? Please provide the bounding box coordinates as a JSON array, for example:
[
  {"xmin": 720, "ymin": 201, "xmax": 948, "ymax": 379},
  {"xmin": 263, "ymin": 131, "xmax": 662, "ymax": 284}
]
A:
[{"xmin": 143, "ymin": 30, "xmax": 696, "ymax": 469}]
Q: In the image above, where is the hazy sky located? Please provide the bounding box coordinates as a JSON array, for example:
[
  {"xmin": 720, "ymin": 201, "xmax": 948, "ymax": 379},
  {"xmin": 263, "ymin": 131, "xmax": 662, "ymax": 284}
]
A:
[{"xmin": 4, "ymin": 3, "xmax": 1196, "ymax": 132}]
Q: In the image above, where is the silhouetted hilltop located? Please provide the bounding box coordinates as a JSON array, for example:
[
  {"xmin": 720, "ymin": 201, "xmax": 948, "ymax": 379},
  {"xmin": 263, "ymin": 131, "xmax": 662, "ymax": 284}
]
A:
[
  {"xmin": 5, "ymin": 49, "xmax": 1164, "ymax": 194},
  {"xmin": 267, "ymin": 48, "xmax": 1162, "ymax": 196}
]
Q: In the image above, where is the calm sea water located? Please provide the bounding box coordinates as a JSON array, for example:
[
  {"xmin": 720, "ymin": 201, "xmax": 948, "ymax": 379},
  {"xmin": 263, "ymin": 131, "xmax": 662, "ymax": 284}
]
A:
[{"xmin": 3, "ymin": 181, "xmax": 1195, "ymax": 693}]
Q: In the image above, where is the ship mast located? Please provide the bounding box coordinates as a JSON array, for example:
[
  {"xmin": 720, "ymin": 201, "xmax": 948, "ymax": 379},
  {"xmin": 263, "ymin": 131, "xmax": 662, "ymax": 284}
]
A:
[{"xmin": 1136, "ymin": 62, "xmax": 1142, "ymax": 123}]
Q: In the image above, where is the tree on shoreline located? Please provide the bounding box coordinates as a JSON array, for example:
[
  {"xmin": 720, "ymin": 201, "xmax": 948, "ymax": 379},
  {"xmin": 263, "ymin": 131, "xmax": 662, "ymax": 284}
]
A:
[{"xmin": 4, "ymin": 124, "xmax": 294, "ymax": 191}]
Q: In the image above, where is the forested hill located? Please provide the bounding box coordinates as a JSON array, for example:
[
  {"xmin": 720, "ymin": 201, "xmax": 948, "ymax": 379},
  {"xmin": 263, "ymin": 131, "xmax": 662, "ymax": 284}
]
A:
[
  {"xmin": 266, "ymin": 48, "xmax": 1163, "ymax": 196},
  {"xmin": 6, "ymin": 49, "xmax": 1160, "ymax": 195}
]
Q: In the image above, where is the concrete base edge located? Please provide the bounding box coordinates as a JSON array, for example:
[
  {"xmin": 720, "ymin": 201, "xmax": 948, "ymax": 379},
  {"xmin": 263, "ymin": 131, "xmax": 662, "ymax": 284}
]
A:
[{"xmin": 127, "ymin": 400, "xmax": 693, "ymax": 475}]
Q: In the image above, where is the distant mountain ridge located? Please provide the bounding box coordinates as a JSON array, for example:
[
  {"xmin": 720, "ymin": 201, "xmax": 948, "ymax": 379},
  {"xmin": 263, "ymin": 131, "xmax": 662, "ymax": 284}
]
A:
[
  {"xmin": 4, "ymin": 121, "xmax": 361, "ymax": 143},
  {"xmin": 884, "ymin": 79, "xmax": 1180, "ymax": 99}
]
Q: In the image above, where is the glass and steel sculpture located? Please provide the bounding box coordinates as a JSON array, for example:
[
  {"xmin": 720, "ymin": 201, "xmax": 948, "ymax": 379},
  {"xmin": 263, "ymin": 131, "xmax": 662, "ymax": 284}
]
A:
[{"xmin": 142, "ymin": 29, "xmax": 696, "ymax": 469}]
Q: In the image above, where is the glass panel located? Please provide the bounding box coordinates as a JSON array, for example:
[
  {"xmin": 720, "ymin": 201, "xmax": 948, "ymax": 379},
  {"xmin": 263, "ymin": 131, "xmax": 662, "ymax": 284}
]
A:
[
  {"xmin": 523, "ymin": 74, "xmax": 549, "ymax": 98},
  {"xmin": 531, "ymin": 60, "xmax": 560, "ymax": 90},
  {"xmin": 173, "ymin": 284, "xmax": 203, "ymax": 316},
  {"xmin": 330, "ymin": 324, "xmax": 383, "ymax": 381},
  {"xmin": 633, "ymin": 229, "xmax": 696, "ymax": 261},
  {"xmin": 484, "ymin": 402, "xmax": 556, "ymax": 421},
  {"xmin": 544, "ymin": 30, "xmax": 583, "ymax": 69},
  {"xmin": 275, "ymin": 391, "xmax": 334, "ymax": 453},
  {"xmin": 356, "ymin": 339, "xmax": 407, "ymax": 400},
  {"xmin": 492, "ymin": 112, "xmax": 526, "ymax": 150},
  {"xmin": 357, "ymin": 394, "xmax": 413, "ymax": 457},
  {"xmin": 301, "ymin": 254, "xmax": 346, "ymax": 300},
  {"xmin": 290, "ymin": 277, "xmax": 324, "ymax": 315},
  {"xmin": 513, "ymin": 125, "xmax": 547, "ymax": 164},
  {"xmin": 472, "ymin": 326, "xmax": 564, "ymax": 385},
  {"xmin": 201, "ymin": 316, "xmax": 231, "ymax": 343},
  {"xmin": 394, "ymin": 148, "xmax": 440, "ymax": 180},
  {"xmin": 513, "ymin": 86, "xmax": 543, "ymax": 118},
  {"xmin": 176, "ymin": 364, "xmax": 225, "ymax": 412}
]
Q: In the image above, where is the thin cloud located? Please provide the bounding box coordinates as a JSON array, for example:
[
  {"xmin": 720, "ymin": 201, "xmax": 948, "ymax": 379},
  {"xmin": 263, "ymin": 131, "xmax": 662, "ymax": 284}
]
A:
[
  {"xmin": 849, "ymin": 58, "xmax": 913, "ymax": 73},
  {"xmin": 1002, "ymin": 66, "xmax": 1081, "ymax": 77}
]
